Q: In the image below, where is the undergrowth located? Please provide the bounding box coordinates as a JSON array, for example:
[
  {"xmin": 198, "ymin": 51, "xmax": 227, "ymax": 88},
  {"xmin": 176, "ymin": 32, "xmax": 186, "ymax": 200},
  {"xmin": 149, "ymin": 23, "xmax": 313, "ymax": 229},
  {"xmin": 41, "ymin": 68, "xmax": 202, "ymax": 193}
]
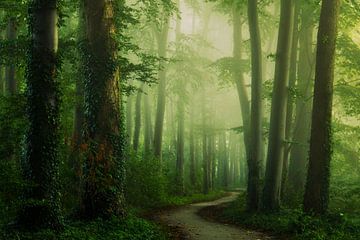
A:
[
  {"xmin": 221, "ymin": 193, "xmax": 360, "ymax": 240},
  {"xmin": 1, "ymin": 213, "xmax": 167, "ymax": 240}
]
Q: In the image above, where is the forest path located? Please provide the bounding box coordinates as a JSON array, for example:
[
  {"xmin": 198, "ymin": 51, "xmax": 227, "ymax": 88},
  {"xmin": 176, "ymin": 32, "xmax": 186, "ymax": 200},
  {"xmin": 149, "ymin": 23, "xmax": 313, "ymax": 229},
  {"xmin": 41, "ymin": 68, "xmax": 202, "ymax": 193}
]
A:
[{"xmin": 159, "ymin": 192, "xmax": 272, "ymax": 240}]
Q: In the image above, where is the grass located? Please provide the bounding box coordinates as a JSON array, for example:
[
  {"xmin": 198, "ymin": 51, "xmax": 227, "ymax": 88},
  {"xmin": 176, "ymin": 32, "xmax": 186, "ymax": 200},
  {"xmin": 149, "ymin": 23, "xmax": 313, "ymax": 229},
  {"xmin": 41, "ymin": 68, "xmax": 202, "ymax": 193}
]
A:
[
  {"xmin": 164, "ymin": 190, "xmax": 228, "ymax": 207},
  {"xmin": 219, "ymin": 192, "xmax": 360, "ymax": 240},
  {"xmin": 1, "ymin": 213, "xmax": 167, "ymax": 240}
]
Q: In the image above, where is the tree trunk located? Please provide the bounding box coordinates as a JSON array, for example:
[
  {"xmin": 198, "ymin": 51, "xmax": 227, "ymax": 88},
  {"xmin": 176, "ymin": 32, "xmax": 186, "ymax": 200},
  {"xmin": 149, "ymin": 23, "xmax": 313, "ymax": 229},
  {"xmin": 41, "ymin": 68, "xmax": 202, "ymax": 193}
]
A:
[
  {"xmin": 19, "ymin": 0, "xmax": 61, "ymax": 229},
  {"xmin": 5, "ymin": 17, "xmax": 17, "ymax": 95},
  {"xmin": 233, "ymin": 5, "xmax": 251, "ymax": 160},
  {"xmin": 288, "ymin": 3, "xmax": 315, "ymax": 192},
  {"xmin": 126, "ymin": 95, "xmax": 133, "ymax": 145},
  {"xmin": 153, "ymin": 17, "xmax": 170, "ymax": 160},
  {"xmin": 303, "ymin": 0, "xmax": 340, "ymax": 215},
  {"xmin": 81, "ymin": 0, "xmax": 125, "ymax": 219},
  {"xmin": 202, "ymin": 94, "xmax": 209, "ymax": 194},
  {"xmin": 133, "ymin": 84, "xmax": 144, "ymax": 152},
  {"xmin": 189, "ymin": 104, "xmax": 196, "ymax": 186},
  {"xmin": 281, "ymin": 2, "xmax": 300, "ymax": 199},
  {"xmin": 175, "ymin": 0, "xmax": 185, "ymax": 195},
  {"xmin": 143, "ymin": 86, "xmax": 152, "ymax": 154},
  {"xmin": 220, "ymin": 132, "xmax": 228, "ymax": 188},
  {"xmin": 262, "ymin": 0, "xmax": 295, "ymax": 211},
  {"xmin": 247, "ymin": 0, "xmax": 263, "ymax": 212}
]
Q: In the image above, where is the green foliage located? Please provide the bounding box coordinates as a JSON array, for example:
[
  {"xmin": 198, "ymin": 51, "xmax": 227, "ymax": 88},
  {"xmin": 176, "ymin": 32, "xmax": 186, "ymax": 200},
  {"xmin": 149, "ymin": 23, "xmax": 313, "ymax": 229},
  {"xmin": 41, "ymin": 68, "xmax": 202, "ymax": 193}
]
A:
[
  {"xmin": 2, "ymin": 215, "xmax": 167, "ymax": 240},
  {"xmin": 221, "ymin": 193, "xmax": 360, "ymax": 240},
  {"xmin": 166, "ymin": 191, "xmax": 227, "ymax": 206},
  {"xmin": 210, "ymin": 57, "xmax": 250, "ymax": 88},
  {"xmin": 0, "ymin": 96, "xmax": 27, "ymax": 225},
  {"xmin": 125, "ymin": 153, "xmax": 167, "ymax": 208}
]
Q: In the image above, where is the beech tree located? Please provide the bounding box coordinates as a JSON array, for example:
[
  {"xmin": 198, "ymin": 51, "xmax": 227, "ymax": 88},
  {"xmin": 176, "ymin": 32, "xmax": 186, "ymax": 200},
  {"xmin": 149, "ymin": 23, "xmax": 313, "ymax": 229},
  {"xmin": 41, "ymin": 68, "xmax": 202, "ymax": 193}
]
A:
[
  {"xmin": 262, "ymin": 0, "xmax": 295, "ymax": 211},
  {"xmin": 304, "ymin": 0, "xmax": 341, "ymax": 215}
]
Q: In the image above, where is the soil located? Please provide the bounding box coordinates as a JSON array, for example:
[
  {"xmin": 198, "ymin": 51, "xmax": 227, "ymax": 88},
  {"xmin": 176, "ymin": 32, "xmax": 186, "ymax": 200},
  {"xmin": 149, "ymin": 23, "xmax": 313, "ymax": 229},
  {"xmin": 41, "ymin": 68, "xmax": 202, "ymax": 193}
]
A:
[{"xmin": 155, "ymin": 192, "xmax": 274, "ymax": 240}]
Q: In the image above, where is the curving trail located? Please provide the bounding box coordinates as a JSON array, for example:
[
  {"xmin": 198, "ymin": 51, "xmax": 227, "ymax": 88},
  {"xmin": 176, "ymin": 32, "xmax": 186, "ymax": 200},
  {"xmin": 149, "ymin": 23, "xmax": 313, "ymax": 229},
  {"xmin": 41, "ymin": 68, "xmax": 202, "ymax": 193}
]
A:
[{"xmin": 159, "ymin": 193, "xmax": 273, "ymax": 240}]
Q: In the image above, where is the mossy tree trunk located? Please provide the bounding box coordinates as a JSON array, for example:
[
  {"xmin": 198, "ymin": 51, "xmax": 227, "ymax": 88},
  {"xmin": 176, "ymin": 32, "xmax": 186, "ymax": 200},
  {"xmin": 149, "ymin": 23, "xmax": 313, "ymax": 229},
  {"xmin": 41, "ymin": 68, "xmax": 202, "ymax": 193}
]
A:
[
  {"xmin": 262, "ymin": 0, "xmax": 295, "ymax": 211},
  {"xmin": 81, "ymin": 0, "xmax": 125, "ymax": 219},
  {"xmin": 303, "ymin": 0, "xmax": 340, "ymax": 215},
  {"xmin": 19, "ymin": 0, "xmax": 62, "ymax": 230}
]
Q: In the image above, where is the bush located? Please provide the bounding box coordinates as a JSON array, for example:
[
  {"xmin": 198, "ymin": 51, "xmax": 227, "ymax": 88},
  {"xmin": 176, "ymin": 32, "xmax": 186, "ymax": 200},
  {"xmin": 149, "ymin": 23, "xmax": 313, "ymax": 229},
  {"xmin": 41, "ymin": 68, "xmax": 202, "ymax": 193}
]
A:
[
  {"xmin": 220, "ymin": 194, "xmax": 360, "ymax": 240},
  {"xmin": 125, "ymin": 152, "xmax": 168, "ymax": 208},
  {"xmin": 1, "ymin": 214, "xmax": 167, "ymax": 240}
]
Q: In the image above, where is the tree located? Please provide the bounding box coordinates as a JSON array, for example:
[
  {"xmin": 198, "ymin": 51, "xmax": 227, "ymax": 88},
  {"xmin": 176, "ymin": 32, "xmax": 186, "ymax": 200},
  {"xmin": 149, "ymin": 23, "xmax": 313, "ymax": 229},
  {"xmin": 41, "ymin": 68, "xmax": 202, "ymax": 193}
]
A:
[
  {"xmin": 133, "ymin": 84, "xmax": 144, "ymax": 152},
  {"xmin": 288, "ymin": 1, "xmax": 316, "ymax": 193},
  {"xmin": 232, "ymin": 3, "xmax": 251, "ymax": 160},
  {"xmin": 19, "ymin": 0, "xmax": 62, "ymax": 229},
  {"xmin": 126, "ymin": 95, "xmax": 133, "ymax": 145},
  {"xmin": 5, "ymin": 17, "xmax": 17, "ymax": 94},
  {"xmin": 143, "ymin": 85, "xmax": 153, "ymax": 154},
  {"xmin": 281, "ymin": 1, "xmax": 300, "ymax": 199},
  {"xmin": 262, "ymin": 0, "xmax": 295, "ymax": 211},
  {"xmin": 81, "ymin": 0, "xmax": 125, "ymax": 219},
  {"xmin": 303, "ymin": 0, "xmax": 341, "ymax": 215},
  {"xmin": 247, "ymin": 0, "xmax": 263, "ymax": 211},
  {"xmin": 153, "ymin": 16, "xmax": 170, "ymax": 160}
]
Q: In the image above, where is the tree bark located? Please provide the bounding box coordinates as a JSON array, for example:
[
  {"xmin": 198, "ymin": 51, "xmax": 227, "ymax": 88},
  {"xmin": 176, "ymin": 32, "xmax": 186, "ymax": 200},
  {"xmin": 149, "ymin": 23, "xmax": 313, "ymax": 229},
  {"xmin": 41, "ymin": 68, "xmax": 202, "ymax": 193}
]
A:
[
  {"xmin": 189, "ymin": 103, "xmax": 196, "ymax": 186},
  {"xmin": 19, "ymin": 0, "xmax": 61, "ymax": 229},
  {"xmin": 81, "ymin": 0, "xmax": 125, "ymax": 219},
  {"xmin": 247, "ymin": 0, "xmax": 263, "ymax": 211},
  {"xmin": 143, "ymin": 86, "xmax": 152, "ymax": 154},
  {"xmin": 303, "ymin": 0, "xmax": 340, "ymax": 215},
  {"xmin": 233, "ymin": 5, "xmax": 251, "ymax": 161},
  {"xmin": 175, "ymin": 0, "xmax": 185, "ymax": 195},
  {"xmin": 133, "ymin": 84, "xmax": 144, "ymax": 152},
  {"xmin": 281, "ymin": 1, "xmax": 300, "ymax": 199},
  {"xmin": 288, "ymin": 3, "xmax": 315, "ymax": 192},
  {"xmin": 262, "ymin": 0, "xmax": 295, "ymax": 211},
  {"xmin": 153, "ymin": 17, "xmax": 170, "ymax": 160},
  {"xmin": 126, "ymin": 95, "xmax": 133, "ymax": 145}
]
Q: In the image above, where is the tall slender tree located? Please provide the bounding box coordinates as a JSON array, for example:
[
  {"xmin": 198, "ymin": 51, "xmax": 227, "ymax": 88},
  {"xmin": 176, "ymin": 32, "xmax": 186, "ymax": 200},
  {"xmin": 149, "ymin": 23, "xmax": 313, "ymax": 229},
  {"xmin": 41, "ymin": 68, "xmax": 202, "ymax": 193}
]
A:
[
  {"xmin": 304, "ymin": 0, "xmax": 340, "ymax": 215},
  {"xmin": 281, "ymin": 1, "xmax": 300, "ymax": 198},
  {"xmin": 232, "ymin": 3, "xmax": 251, "ymax": 161},
  {"xmin": 288, "ymin": 2, "xmax": 316, "ymax": 192},
  {"xmin": 247, "ymin": 0, "xmax": 263, "ymax": 211},
  {"xmin": 262, "ymin": 0, "xmax": 295, "ymax": 211},
  {"xmin": 133, "ymin": 84, "xmax": 144, "ymax": 152},
  {"xmin": 175, "ymin": 0, "xmax": 185, "ymax": 194},
  {"xmin": 153, "ymin": 16, "xmax": 170, "ymax": 160}
]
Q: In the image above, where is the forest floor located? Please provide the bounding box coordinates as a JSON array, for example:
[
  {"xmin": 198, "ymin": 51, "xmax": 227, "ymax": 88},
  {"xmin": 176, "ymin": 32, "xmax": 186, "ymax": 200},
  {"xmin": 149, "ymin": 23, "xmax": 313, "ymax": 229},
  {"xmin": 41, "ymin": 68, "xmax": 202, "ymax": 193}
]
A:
[{"xmin": 154, "ymin": 192, "xmax": 273, "ymax": 240}]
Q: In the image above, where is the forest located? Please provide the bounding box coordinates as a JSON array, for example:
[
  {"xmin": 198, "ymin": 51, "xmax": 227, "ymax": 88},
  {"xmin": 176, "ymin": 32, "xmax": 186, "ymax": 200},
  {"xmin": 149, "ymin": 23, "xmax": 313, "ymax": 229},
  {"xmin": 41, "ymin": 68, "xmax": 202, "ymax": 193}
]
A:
[{"xmin": 0, "ymin": 0, "xmax": 359, "ymax": 239}]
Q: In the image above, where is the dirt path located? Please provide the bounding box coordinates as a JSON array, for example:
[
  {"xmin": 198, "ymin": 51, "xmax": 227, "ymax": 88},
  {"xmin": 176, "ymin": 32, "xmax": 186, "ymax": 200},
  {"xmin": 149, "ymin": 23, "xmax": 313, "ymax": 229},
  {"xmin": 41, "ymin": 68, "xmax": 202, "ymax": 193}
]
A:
[{"xmin": 159, "ymin": 193, "xmax": 272, "ymax": 240}]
